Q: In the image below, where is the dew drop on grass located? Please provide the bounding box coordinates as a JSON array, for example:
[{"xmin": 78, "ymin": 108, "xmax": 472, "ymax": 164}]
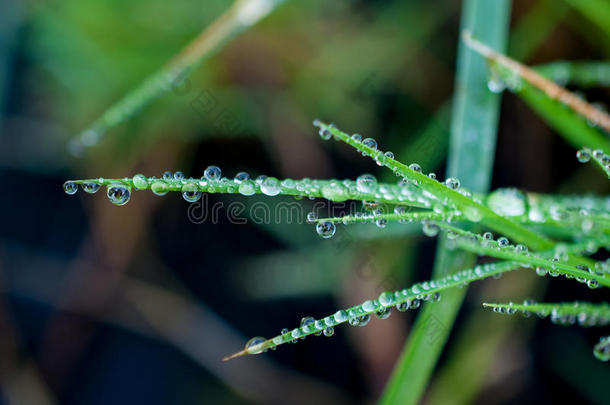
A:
[
  {"xmin": 487, "ymin": 188, "xmax": 526, "ymax": 217},
  {"xmin": 133, "ymin": 174, "xmax": 148, "ymax": 190},
  {"xmin": 351, "ymin": 134, "xmax": 362, "ymax": 142},
  {"xmin": 409, "ymin": 163, "xmax": 422, "ymax": 173},
  {"xmin": 182, "ymin": 183, "xmax": 202, "ymax": 203},
  {"xmin": 593, "ymin": 336, "xmax": 610, "ymax": 362},
  {"xmin": 576, "ymin": 149, "xmax": 591, "ymax": 163},
  {"xmin": 319, "ymin": 128, "xmax": 331, "ymax": 140},
  {"xmin": 375, "ymin": 307, "xmax": 392, "ymax": 319},
  {"xmin": 497, "ymin": 237, "xmax": 509, "ymax": 247},
  {"xmin": 173, "ymin": 171, "xmax": 184, "ymax": 180},
  {"xmin": 245, "ymin": 336, "xmax": 266, "ymax": 354},
  {"xmin": 422, "ymin": 221, "xmax": 440, "ymax": 237},
  {"xmin": 306, "ymin": 212, "xmax": 318, "ymax": 223},
  {"xmin": 321, "ymin": 181, "xmax": 348, "ymax": 201},
  {"xmin": 151, "ymin": 181, "xmax": 169, "ymax": 196},
  {"xmin": 82, "ymin": 182, "xmax": 101, "ymax": 194},
  {"xmin": 316, "ymin": 221, "xmax": 336, "ymax": 238},
  {"xmin": 234, "ymin": 172, "xmax": 250, "ymax": 183},
  {"xmin": 535, "ymin": 267, "xmax": 548, "ymax": 277},
  {"xmin": 261, "ymin": 177, "xmax": 281, "ymax": 196},
  {"xmin": 107, "ymin": 184, "xmax": 131, "ymax": 206},
  {"xmin": 323, "ymin": 327, "xmax": 334, "ymax": 337},
  {"xmin": 444, "ymin": 177, "xmax": 460, "ymax": 190},
  {"xmin": 204, "ymin": 165, "xmax": 222, "ymax": 181},
  {"xmin": 363, "ymin": 138, "xmax": 377, "ymax": 150},
  {"xmin": 63, "ymin": 181, "xmax": 78, "ymax": 195},
  {"xmin": 238, "ymin": 180, "xmax": 256, "ymax": 196},
  {"xmin": 162, "ymin": 171, "xmax": 173, "ymax": 180},
  {"xmin": 357, "ymin": 174, "xmax": 377, "ymax": 193}
]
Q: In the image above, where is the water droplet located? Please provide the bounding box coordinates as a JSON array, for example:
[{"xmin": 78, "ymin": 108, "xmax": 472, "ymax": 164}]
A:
[
  {"xmin": 497, "ymin": 237, "xmax": 509, "ymax": 247},
  {"xmin": 255, "ymin": 175, "xmax": 267, "ymax": 185},
  {"xmin": 576, "ymin": 149, "xmax": 591, "ymax": 163},
  {"xmin": 593, "ymin": 336, "xmax": 610, "ymax": 361},
  {"xmin": 182, "ymin": 183, "xmax": 202, "ymax": 202},
  {"xmin": 261, "ymin": 177, "xmax": 281, "ymax": 196},
  {"xmin": 378, "ymin": 291, "xmax": 395, "ymax": 306},
  {"xmin": 535, "ymin": 267, "xmax": 548, "ymax": 277},
  {"xmin": 204, "ymin": 166, "xmax": 222, "ymax": 181},
  {"xmin": 234, "ymin": 172, "xmax": 250, "ymax": 183},
  {"xmin": 306, "ymin": 212, "xmax": 318, "ymax": 223},
  {"xmin": 245, "ymin": 336, "xmax": 266, "ymax": 354},
  {"xmin": 162, "ymin": 171, "xmax": 173, "ymax": 180},
  {"xmin": 63, "ymin": 181, "xmax": 78, "ymax": 195},
  {"xmin": 428, "ymin": 172, "xmax": 437, "ymax": 180},
  {"xmin": 174, "ymin": 171, "xmax": 184, "ymax": 180},
  {"xmin": 356, "ymin": 174, "xmax": 377, "ymax": 193},
  {"xmin": 321, "ymin": 181, "xmax": 348, "ymax": 201},
  {"xmin": 151, "ymin": 181, "xmax": 170, "ymax": 196},
  {"xmin": 238, "ymin": 180, "xmax": 256, "ymax": 196},
  {"xmin": 82, "ymin": 182, "xmax": 101, "ymax": 194},
  {"xmin": 396, "ymin": 302, "xmax": 409, "ymax": 312},
  {"xmin": 422, "ymin": 221, "xmax": 440, "ymax": 237},
  {"xmin": 351, "ymin": 133, "xmax": 362, "ymax": 142},
  {"xmin": 363, "ymin": 138, "xmax": 377, "ymax": 150},
  {"xmin": 375, "ymin": 218, "xmax": 387, "ymax": 228},
  {"xmin": 334, "ymin": 310, "xmax": 348, "ymax": 323},
  {"xmin": 444, "ymin": 177, "xmax": 460, "ymax": 190},
  {"xmin": 384, "ymin": 151, "xmax": 394, "ymax": 160},
  {"xmin": 375, "ymin": 307, "xmax": 392, "ymax": 319},
  {"xmin": 323, "ymin": 327, "xmax": 334, "ymax": 337},
  {"xmin": 487, "ymin": 188, "xmax": 526, "ymax": 217},
  {"xmin": 409, "ymin": 163, "xmax": 422, "ymax": 173},
  {"xmin": 133, "ymin": 174, "xmax": 148, "ymax": 190},
  {"xmin": 300, "ymin": 316, "xmax": 315, "ymax": 332},
  {"xmin": 587, "ymin": 279, "xmax": 599, "ymax": 289},
  {"xmin": 316, "ymin": 221, "xmax": 336, "ymax": 238},
  {"xmin": 319, "ymin": 128, "xmax": 331, "ymax": 140},
  {"xmin": 107, "ymin": 184, "xmax": 131, "ymax": 206}
]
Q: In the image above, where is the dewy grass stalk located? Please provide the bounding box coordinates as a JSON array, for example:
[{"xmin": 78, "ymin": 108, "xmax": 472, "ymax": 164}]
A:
[{"xmin": 69, "ymin": 0, "xmax": 287, "ymax": 155}]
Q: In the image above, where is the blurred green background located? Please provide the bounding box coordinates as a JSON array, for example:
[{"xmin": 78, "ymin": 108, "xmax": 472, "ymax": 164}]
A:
[{"xmin": 0, "ymin": 0, "xmax": 609, "ymax": 404}]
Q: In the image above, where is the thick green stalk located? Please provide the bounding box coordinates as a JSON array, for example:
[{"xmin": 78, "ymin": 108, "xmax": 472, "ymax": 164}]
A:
[{"xmin": 379, "ymin": 1, "xmax": 511, "ymax": 404}]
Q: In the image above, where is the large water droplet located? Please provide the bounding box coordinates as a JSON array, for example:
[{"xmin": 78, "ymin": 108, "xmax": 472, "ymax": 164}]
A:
[
  {"xmin": 356, "ymin": 174, "xmax": 377, "ymax": 193},
  {"xmin": 63, "ymin": 181, "xmax": 78, "ymax": 195},
  {"xmin": 261, "ymin": 177, "xmax": 281, "ymax": 196},
  {"xmin": 204, "ymin": 166, "xmax": 222, "ymax": 181},
  {"xmin": 487, "ymin": 188, "xmax": 526, "ymax": 217},
  {"xmin": 245, "ymin": 337, "xmax": 266, "ymax": 354},
  {"xmin": 182, "ymin": 183, "xmax": 202, "ymax": 202},
  {"xmin": 576, "ymin": 149, "xmax": 591, "ymax": 163},
  {"xmin": 133, "ymin": 174, "xmax": 148, "ymax": 190},
  {"xmin": 238, "ymin": 180, "xmax": 256, "ymax": 196},
  {"xmin": 363, "ymin": 138, "xmax": 377, "ymax": 150},
  {"xmin": 151, "ymin": 181, "xmax": 169, "ymax": 196},
  {"xmin": 82, "ymin": 182, "xmax": 101, "ymax": 194},
  {"xmin": 107, "ymin": 184, "xmax": 131, "ymax": 206},
  {"xmin": 316, "ymin": 221, "xmax": 336, "ymax": 238},
  {"xmin": 234, "ymin": 172, "xmax": 250, "ymax": 183}
]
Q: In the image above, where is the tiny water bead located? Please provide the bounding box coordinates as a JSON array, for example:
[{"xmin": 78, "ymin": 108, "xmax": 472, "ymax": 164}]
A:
[
  {"xmin": 174, "ymin": 171, "xmax": 185, "ymax": 180},
  {"xmin": 362, "ymin": 138, "xmax": 377, "ymax": 150},
  {"xmin": 245, "ymin": 337, "xmax": 267, "ymax": 355},
  {"xmin": 323, "ymin": 327, "xmax": 334, "ymax": 337},
  {"xmin": 238, "ymin": 180, "xmax": 256, "ymax": 196},
  {"xmin": 261, "ymin": 177, "xmax": 281, "ymax": 196},
  {"xmin": 594, "ymin": 336, "xmax": 610, "ymax": 362},
  {"xmin": 316, "ymin": 221, "xmax": 336, "ymax": 238},
  {"xmin": 351, "ymin": 133, "xmax": 362, "ymax": 142},
  {"xmin": 444, "ymin": 177, "xmax": 460, "ymax": 190},
  {"xmin": 234, "ymin": 172, "xmax": 250, "ymax": 183},
  {"xmin": 151, "ymin": 181, "xmax": 170, "ymax": 196},
  {"xmin": 107, "ymin": 184, "xmax": 131, "ymax": 206},
  {"xmin": 422, "ymin": 221, "xmax": 440, "ymax": 237},
  {"xmin": 82, "ymin": 182, "xmax": 101, "ymax": 194},
  {"xmin": 497, "ymin": 237, "xmax": 509, "ymax": 247},
  {"xmin": 182, "ymin": 184, "xmax": 202, "ymax": 203},
  {"xmin": 576, "ymin": 149, "xmax": 591, "ymax": 163},
  {"xmin": 63, "ymin": 181, "xmax": 78, "ymax": 195},
  {"xmin": 133, "ymin": 174, "xmax": 149, "ymax": 190},
  {"xmin": 356, "ymin": 174, "xmax": 377, "ymax": 193},
  {"xmin": 204, "ymin": 165, "xmax": 222, "ymax": 181},
  {"xmin": 306, "ymin": 212, "xmax": 318, "ymax": 223},
  {"xmin": 162, "ymin": 171, "xmax": 173, "ymax": 180},
  {"xmin": 408, "ymin": 163, "xmax": 422, "ymax": 173},
  {"xmin": 319, "ymin": 127, "xmax": 331, "ymax": 140}
]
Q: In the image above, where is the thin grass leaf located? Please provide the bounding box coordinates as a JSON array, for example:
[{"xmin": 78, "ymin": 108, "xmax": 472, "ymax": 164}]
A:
[
  {"xmin": 69, "ymin": 0, "xmax": 287, "ymax": 155},
  {"xmin": 482, "ymin": 300, "xmax": 610, "ymax": 327},
  {"xmin": 380, "ymin": 1, "xmax": 511, "ymax": 403},
  {"xmin": 562, "ymin": 0, "xmax": 610, "ymax": 37},
  {"xmin": 221, "ymin": 235, "xmax": 605, "ymax": 360},
  {"xmin": 577, "ymin": 147, "xmax": 610, "ymax": 178}
]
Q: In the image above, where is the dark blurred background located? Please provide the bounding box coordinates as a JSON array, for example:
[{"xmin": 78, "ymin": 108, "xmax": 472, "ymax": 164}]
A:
[{"xmin": 0, "ymin": 0, "xmax": 609, "ymax": 404}]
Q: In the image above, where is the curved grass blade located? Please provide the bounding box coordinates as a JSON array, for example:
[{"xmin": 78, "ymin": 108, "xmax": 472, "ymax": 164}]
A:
[
  {"xmin": 482, "ymin": 300, "xmax": 610, "ymax": 327},
  {"xmin": 462, "ymin": 31, "xmax": 610, "ymax": 134},
  {"xmin": 577, "ymin": 147, "xmax": 610, "ymax": 179},
  {"xmin": 70, "ymin": 0, "xmax": 287, "ymax": 155},
  {"xmin": 222, "ymin": 235, "xmax": 605, "ymax": 360}
]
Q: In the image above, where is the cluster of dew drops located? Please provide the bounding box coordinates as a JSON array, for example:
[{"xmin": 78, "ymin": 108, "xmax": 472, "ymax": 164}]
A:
[
  {"xmin": 311, "ymin": 121, "xmax": 465, "ymax": 240},
  {"xmin": 577, "ymin": 148, "xmax": 610, "ymax": 173}
]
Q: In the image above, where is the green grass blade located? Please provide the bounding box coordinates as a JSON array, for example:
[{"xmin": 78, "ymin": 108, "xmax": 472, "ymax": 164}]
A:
[
  {"xmin": 69, "ymin": 0, "xmax": 287, "ymax": 155},
  {"xmin": 563, "ymin": 0, "xmax": 610, "ymax": 37},
  {"xmin": 379, "ymin": 1, "xmax": 512, "ymax": 404}
]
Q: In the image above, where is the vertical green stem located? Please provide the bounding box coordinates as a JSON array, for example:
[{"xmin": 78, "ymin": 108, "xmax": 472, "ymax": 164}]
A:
[{"xmin": 379, "ymin": 1, "xmax": 511, "ymax": 404}]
